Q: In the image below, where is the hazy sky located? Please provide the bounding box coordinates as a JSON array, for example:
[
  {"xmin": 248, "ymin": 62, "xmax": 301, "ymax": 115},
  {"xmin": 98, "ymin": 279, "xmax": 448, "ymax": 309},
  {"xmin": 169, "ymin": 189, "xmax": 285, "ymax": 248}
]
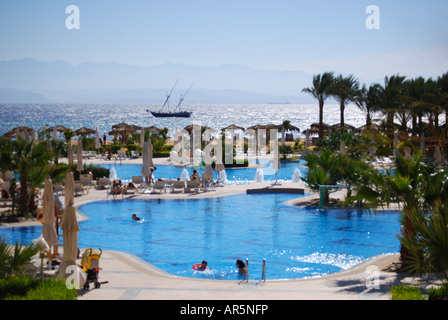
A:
[{"xmin": 0, "ymin": 0, "xmax": 447, "ymax": 81}]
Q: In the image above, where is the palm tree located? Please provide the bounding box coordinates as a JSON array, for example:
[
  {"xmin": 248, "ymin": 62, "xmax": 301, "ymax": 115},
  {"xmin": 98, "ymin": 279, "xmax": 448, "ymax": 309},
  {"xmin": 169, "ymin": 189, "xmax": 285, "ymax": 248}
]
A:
[
  {"xmin": 278, "ymin": 120, "xmax": 299, "ymax": 146},
  {"xmin": 437, "ymin": 73, "xmax": 448, "ymax": 140},
  {"xmin": 382, "ymin": 74, "xmax": 407, "ymax": 135},
  {"xmin": 302, "ymin": 72, "xmax": 335, "ymax": 138},
  {"xmin": 354, "ymin": 83, "xmax": 384, "ymax": 127},
  {"xmin": 350, "ymin": 151, "xmax": 445, "ymax": 267},
  {"xmin": 399, "ymin": 200, "xmax": 448, "ymax": 284},
  {"xmin": 331, "ymin": 74, "xmax": 359, "ymax": 128},
  {"xmin": 0, "ymin": 137, "xmax": 53, "ymax": 217}
]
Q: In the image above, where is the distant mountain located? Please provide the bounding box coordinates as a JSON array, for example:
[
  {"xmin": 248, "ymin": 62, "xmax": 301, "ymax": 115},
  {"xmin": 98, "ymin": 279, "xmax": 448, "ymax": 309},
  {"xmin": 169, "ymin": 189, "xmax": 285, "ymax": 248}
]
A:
[
  {"xmin": 0, "ymin": 59, "xmax": 317, "ymax": 103},
  {"xmin": 0, "ymin": 87, "xmax": 52, "ymax": 103}
]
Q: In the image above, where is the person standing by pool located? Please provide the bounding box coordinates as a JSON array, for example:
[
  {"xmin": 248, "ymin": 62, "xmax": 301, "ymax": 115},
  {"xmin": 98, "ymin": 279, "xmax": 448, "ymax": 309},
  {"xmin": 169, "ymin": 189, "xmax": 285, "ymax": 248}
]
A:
[{"xmin": 145, "ymin": 166, "xmax": 157, "ymax": 185}]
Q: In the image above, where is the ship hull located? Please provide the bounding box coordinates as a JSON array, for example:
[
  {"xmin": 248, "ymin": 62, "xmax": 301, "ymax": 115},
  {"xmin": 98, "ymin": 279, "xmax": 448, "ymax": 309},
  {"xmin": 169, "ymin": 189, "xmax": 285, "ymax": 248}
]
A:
[{"xmin": 150, "ymin": 111, "xmax": 192, "ymax": 118}]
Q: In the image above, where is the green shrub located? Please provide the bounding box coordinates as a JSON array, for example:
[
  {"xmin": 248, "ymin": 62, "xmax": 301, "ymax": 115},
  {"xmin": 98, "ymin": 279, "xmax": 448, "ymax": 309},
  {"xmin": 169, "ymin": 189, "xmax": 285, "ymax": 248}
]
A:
[
  {"xmin": 0, "ymin": 276, "xmax": 37, "ymax": 299},
  {"xmin": 390, "ymin": 284, "xmax": 425, "ymax": 300},
  {"xmin": 428, "ymin": 284, "xmax": 448, "ymax": 300},
  {"xmin": 153, "ymin": 151, "xmax": 171, "ymax": 158},
  {"xmin": 0, "ymin": 238, "xmax": 39, "ymax": 278},
  {"xmin": 1, "ymin": 276, "xmax": 78, "ymax": 300}
]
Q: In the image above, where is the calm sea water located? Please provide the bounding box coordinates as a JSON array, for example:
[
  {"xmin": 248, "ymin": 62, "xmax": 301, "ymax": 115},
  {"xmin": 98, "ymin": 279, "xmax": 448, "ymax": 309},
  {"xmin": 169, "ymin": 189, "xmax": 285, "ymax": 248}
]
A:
[{"xmin": 0, "ymin": 103, "xmax": 367, "ymax": 138}]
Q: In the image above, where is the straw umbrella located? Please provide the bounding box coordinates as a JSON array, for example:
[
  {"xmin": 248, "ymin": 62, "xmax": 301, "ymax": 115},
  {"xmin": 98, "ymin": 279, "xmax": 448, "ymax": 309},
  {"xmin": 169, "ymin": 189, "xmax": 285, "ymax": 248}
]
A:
[
  {"xmin": 68, "ymin": 142, "xmax": 74, "ymax": 165},
  {"xmin": 77, "ymin": 140, "xmax": 83, "ymax": 173},
  {"xmin": 141, "ymin": 140, "xmax": 151, "ymax": 184},
  {"xmin": 272, "ymin": 136, "xmax": 281, "ymax": 185},
  {"xmin": 75, "ymin": 127, "xmax": 96, "ymax": 136},
  {"xmin": 41, "ymin": 178, "xmax": 58, "ymax": 256},
  {"xmin": 95, "ymin": 127, "xmax": 101, "ymax": 150},
  {"xmin": 3, "ymin": 126, "xmax": 34, "ymax": 139},
  {"xmin": 59, "ymin": 203, "xmax": 79, "ymax": 280},
  {"xmin": 65, "ymin": 171, "xmax": 75, "ymax": 209},
  {"xmin": 204, "ymin": 164, "xmax": 213, "ymax": 181}
]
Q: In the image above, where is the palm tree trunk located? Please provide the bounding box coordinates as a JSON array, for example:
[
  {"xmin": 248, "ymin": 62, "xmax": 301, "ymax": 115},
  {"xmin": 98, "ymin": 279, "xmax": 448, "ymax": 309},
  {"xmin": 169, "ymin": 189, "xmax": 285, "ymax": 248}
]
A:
[
  {"xmin": 319, "ymin": 99, "xmax": 324, "ymax": 138},
  {"xmin": 340, "ymin": 103, "xmax": 345, "ymax": 128}
]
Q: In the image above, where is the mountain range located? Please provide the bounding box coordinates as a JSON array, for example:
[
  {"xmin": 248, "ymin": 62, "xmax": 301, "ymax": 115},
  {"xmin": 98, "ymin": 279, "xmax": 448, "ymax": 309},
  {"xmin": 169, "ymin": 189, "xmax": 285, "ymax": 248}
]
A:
[{"xmin": 0, "ymin": 59, "xmax": 321, "ymax": 104}]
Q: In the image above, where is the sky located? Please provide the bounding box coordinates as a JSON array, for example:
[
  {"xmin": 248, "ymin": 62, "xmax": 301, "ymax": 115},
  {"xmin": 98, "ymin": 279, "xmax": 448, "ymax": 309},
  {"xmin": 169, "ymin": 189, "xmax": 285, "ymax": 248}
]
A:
[{"xmin": 0, "ymin": 0, "xmax": 447, "ymax": 81}]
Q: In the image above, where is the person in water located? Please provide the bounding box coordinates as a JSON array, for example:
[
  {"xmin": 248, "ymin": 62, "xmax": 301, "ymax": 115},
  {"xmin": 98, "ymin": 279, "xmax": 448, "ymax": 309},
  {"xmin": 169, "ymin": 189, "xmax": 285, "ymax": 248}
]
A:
[
  {"xmin": 236, "ymin": 259, "xmax": 246, "ymax": 275},
  {"xmin": 132, "ymin": 213, "xmax": 140, "ymax": 221},
  {"xmin": 194, "ymin": 260, "xmax": 208, "ymax": 271}
]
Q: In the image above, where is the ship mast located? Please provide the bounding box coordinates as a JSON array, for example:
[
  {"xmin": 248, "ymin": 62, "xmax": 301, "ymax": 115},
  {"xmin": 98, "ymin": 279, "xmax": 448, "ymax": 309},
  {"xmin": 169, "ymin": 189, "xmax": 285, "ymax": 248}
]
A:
[
  {"xmin": 174, "ymin": 84, "xmax": 193, "ymax": 112},
  {"xmin": 160, "ymin": 79, "xmax": 179, "ymax": 113}
]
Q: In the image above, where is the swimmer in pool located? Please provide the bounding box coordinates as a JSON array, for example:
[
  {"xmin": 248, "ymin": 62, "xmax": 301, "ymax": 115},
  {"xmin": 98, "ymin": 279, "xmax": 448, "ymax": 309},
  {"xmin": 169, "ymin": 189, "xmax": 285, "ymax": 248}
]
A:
[
  {"xmin": 236, "ymin": 259, "xmax": 246, "ymax": 275},
  {"xmin": 132, "ymin": 213, "xmax": 140, "ymax": 221},
  {"xmin": 194, "ymin": 261, "xmax": 208, "ymax": 271}
]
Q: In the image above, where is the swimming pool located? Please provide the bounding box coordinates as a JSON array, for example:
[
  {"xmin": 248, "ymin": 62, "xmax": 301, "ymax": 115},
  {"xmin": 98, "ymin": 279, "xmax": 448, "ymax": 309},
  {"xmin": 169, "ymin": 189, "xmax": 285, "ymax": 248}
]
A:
[
  {"xmin": 99, "ymin": 159, "xmax": 308, "ymax": 185},
  {"xmin": 0, "ymin": 193, "xmax": 400, "ymax": 281}
]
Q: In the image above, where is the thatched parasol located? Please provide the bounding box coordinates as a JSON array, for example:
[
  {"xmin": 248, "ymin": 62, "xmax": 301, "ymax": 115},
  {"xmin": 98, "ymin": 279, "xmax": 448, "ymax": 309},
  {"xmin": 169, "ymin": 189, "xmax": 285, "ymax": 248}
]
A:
[
  {"xmin": 3, "ymin": 126, "xmax": 35, "ymax": 139},
  {"xmin": 75, "ymin": 127, "xmax": 96, "ymax": 136}
]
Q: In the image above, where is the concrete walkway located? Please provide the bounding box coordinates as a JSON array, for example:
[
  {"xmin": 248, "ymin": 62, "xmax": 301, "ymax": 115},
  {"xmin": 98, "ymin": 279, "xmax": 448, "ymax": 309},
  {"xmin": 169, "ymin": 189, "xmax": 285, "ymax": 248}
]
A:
[{"xmin": 75, "ymin": 251, "xmax": 403, "ymax": 300}]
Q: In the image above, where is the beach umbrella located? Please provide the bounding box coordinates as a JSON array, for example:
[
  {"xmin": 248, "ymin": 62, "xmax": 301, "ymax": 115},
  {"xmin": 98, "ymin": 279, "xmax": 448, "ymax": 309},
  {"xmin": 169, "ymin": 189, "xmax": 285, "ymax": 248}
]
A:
[
  {"xmin": 147, "ymin": 139, "xmax": 154, "ymax": 168},
  {"xmin": 140, "ymin": 129, "xmax": 145, "ymax": 146},
  {"xmin": 308, "ymin": 123, "xmax": 329, "ymax": 135},
  {"xmin": 65, "ymin": 171, "xmax": 75, "ymax": 209},
  {"xmin": 143, "ymin": 126, "xmax": 162, "ymax": 133},
  {"xmin": 272, "ymin": 136, "xmax": 281, "ymax": 185},
  {"xmin": 46, "ymin": 125, "xmax": 67, "ymax": 133},
  {"xmin": 42, "ymin": 178, "xmax": 58, "ymax": 250},
  {"xmin": 204, "ymin": 164, "xmax": 213, "ymax": 180},
  {"xmin": 75, "ymin": 127, "xmax": 96, "ymax": 136},
  {"xmin": 58, "ymin": 203, "xmax": 81, "ymax": 284},
  {"xmin": 77, "ymin": 141, "xmax": 83, "ymax": 173},
  {"xmin": 3, "ymin": 126, "xmax": 34, "ymax": 139},
  {"xmin": 68, "ymin": 143, "xmax": 74, "ymax": 165},
  {"xmin": 305, "ymin": 130, "xmax": 310, "ymax": 147},
  {"xmin": 222, "ymin": 124, "xmax": 245, "ymax": 132},
  {"xmin": 331, "ymin": 123, "xmax": 356, "ymax": 131},
  {"xmin": 141, "ymin": 140, "xmax": 151, "ymax": 177},
  {"xmin": 95, "ymin": 128, "xmax": 101, "ymax": 149}
]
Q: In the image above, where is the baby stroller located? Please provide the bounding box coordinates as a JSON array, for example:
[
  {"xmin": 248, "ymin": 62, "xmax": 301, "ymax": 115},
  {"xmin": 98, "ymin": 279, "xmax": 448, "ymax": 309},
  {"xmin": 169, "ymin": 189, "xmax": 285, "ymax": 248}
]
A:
[{"xmin": 81, "ymin": 248, "xmax": 103, "ymax": 290}]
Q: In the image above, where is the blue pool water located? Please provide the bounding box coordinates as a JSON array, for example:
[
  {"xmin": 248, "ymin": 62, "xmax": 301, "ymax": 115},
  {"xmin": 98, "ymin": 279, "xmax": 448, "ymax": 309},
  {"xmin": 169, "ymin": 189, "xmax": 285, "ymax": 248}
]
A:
[
  {"xmin": 0, "ymin": 193, "xmax": 401, "ymax": 281},
  {"xmin": 99, "ymin": 159, "xmax": 308, "ymax": 185}
]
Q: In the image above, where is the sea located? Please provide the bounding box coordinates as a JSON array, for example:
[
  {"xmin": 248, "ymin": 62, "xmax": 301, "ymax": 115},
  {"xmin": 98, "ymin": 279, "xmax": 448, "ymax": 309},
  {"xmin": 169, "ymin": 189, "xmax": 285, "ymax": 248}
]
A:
[{"xmin": 0, "ymin": 103, "xmax": 368, "ymax": 139}]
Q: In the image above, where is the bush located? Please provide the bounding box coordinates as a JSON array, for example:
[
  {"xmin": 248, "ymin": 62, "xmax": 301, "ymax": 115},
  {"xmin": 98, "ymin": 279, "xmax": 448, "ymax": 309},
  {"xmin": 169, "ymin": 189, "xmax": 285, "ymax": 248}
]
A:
[
  {"xmin": 1, "ymin": 276, "xmax": 78, "ymax": 300},
  {"xmin": 390, "ymin": 284, "xmax": 425, "ymax": 300},
  {"xmin": 0, "ymin": 276, "xmax": 36, "ymax": 299},
  {"xmin": 428, "ymin": 284, "xmax": 448, "ymax": 300},
  {"xmin": 0, "ymin": 238, "xmax": 39, "ymax": 279}
]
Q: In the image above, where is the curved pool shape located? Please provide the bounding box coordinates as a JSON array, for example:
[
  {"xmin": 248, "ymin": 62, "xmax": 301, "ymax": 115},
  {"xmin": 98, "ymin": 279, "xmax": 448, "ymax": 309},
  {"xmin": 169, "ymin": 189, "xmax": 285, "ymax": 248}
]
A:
[{"xmin": 0, "ymin": 193, "xmax": 400, "ymax": 281}]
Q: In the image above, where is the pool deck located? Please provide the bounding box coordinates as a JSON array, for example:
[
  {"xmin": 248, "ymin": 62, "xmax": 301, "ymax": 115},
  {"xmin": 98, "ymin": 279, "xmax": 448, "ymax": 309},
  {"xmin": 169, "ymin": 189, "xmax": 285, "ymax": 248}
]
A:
[{"xmin": 1, "ymin": 157, "xmax": 421, "ymax": 300}]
